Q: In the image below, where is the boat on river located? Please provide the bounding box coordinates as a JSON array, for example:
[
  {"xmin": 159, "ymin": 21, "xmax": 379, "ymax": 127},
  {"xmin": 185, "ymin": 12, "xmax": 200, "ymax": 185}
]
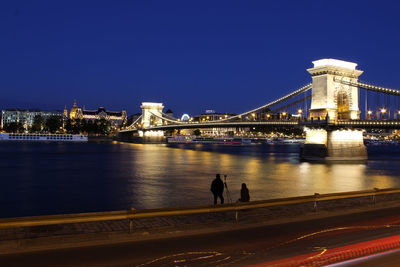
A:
[
  {"xmin": 0, "ymin": 133, "xmax": 88, "ymax": 142},
  {"xmin": 266, "ymin": 138, "xmax": 305, "ymax": 144}
]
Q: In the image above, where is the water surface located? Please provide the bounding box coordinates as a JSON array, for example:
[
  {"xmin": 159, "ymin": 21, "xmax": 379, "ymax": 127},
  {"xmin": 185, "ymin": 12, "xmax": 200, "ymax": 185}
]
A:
[{"xmin": 1, "ymin": 141, "xmax": 400, "ymax": 218}]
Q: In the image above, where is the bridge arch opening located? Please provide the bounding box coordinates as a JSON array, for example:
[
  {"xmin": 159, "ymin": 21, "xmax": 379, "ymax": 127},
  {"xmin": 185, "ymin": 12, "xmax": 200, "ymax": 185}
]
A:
[
  {"xmin": 149, "ymin": 115, "xmax": 157, "ymax": 126},
  {"xmin": 337, "ymin": 90, "xmax": 350, "ymax": 120}
]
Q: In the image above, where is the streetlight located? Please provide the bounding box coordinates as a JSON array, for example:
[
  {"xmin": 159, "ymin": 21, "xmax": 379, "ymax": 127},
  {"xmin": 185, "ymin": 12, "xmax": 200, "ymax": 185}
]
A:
[
  {"xmin": 381, "ymin": 108, "xmax": 386, "ymax": 119},
  {"xmin": 367, "ymin": 110, "xmax": 372, "ymax": 119},
  {"xmin": 266, "ymin": 114, "xmax": 270, "ymax": 119},
  {"xmin": 297, "ymin": 109, "xmax": 303, "ymax": 120}
]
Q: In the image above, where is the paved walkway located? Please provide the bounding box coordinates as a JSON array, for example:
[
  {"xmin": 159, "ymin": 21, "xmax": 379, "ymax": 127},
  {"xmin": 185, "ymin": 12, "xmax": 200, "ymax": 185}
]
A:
[{"xmin": 1, "ymin": 193, "xmax": 400, "ymax": 255}]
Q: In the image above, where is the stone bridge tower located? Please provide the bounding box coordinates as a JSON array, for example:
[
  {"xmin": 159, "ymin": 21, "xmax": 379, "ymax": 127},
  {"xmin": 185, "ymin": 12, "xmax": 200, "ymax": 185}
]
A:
[
  {"xmin": 138, "ymin": 102, "xmax": 165, "ymax": 138},
  {"xmin": 301, "ymin": 59, "xmax": 367, "ymax": 161},
  {"xmin": 140, "ymin": 102, "xmax": 164, "ymax": 128},
  {"xmin": 307, "ymin": 59, "xmax": 363, "ymax": 121}
]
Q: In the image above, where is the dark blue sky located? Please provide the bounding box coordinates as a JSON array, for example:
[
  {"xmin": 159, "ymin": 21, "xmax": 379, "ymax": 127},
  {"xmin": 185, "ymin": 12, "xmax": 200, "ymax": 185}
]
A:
[{"xmin": 1, "ymin": 0, "xmax": 400, "ymax": 116}]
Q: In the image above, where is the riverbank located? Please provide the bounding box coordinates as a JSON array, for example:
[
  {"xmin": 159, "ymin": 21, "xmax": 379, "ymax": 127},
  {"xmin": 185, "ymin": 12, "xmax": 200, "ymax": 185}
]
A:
[{"xmin": 1, "ymin": 190, "xmax": 400, "ymax": 255}]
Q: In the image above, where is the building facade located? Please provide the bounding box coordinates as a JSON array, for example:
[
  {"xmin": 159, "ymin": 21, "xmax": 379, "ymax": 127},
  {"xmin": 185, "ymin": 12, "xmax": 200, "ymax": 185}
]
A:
[
  {"xmin": 67, "ymin": 100, "xmax": 127, "ymax": 127},
  {"xmin": 188, "ymin": 111, "xmax": 242, "ymax": 136},
  {"xmin": 1, "ymin": 109, "xmax": 63, "ymax": 129}
]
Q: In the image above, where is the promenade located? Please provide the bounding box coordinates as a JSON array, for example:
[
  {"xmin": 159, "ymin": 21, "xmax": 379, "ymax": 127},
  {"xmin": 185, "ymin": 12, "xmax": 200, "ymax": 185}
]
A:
[{"xmin": 1, "ymin": 190, "xmax": 400, "ymax": 256}]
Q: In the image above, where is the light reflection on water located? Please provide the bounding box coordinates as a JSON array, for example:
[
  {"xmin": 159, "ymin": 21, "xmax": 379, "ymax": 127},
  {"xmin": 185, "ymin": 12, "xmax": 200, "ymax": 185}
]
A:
[{"xmin": 0, "ymin": 142, "xmax": 400, "ymax": 218}]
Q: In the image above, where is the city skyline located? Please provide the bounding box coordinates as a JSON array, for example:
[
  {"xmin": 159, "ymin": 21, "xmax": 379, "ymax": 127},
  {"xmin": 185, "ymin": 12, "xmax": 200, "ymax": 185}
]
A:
[{"xmin": 1, "ymin": 0, "xmax": 400, "ymax": 117}]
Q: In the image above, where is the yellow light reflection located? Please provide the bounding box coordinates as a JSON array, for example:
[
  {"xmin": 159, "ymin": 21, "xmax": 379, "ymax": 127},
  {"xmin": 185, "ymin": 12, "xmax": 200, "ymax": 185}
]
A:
[{"xmin": 120, "ymin": 142, "xmax": 400, "ymax": 208}]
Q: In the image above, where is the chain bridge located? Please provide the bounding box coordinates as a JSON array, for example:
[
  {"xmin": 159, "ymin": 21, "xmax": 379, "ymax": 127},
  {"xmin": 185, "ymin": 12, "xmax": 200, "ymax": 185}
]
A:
[{"xmin": 118, "ymin": 59, "xmax": 400, "ymax": 161}]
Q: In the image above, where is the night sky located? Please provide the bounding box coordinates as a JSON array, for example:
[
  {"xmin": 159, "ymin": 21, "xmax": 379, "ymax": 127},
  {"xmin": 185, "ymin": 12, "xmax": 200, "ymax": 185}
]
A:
[{"xmin": 1, "ymin": 0, "xmax": 400, "ymax": 117}]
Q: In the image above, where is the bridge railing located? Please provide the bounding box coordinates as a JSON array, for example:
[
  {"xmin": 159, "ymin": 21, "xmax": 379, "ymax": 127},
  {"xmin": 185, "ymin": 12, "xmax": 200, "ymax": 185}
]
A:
[
  {"xmin": 1, "ymin": 187, "xmax": 399, "ymax": 233},
  {"xmin": 337, "ymin": 119, "xmax": 400, "ymax": 124}
]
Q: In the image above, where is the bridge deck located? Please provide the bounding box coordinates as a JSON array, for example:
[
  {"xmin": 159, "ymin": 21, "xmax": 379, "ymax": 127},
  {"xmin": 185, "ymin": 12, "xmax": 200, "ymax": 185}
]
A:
[{"xmin": 120, "ymin": 119, "xmax": 400, "ymax": 132}]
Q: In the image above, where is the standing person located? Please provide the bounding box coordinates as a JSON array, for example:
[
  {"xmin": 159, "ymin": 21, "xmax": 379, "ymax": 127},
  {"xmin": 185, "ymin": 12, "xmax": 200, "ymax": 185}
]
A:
[
  {"xmin": 238, "ymin": 183, "xmax": 250, "ymax": 202},
  {"xmin": 210, "ymin": 174, "xmax": 224, "ymax": 205}
]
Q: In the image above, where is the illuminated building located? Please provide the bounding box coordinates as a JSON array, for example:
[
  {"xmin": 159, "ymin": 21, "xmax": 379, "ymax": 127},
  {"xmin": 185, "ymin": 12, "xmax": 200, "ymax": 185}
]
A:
[
  {"xmin": 68, "ymin": 101, "xmax": 127, "ymax": 127},
  {"xmin": 69, "ymin": 100, "xmax": 80, "ymax": 120},
  {"xmin": 191, "ymin": 111, "xmax": 243, "ymax": 136},
  {"xmin": 63, "ymin": 105, "xmax": 68, "ymax": 119},
  {"xmin": 192, "ymin": 110, "xmax": 236, "ymax": 122},
  {"xmin": 1, "ymin": 109, "xmax": 63, "ymax": 129}
]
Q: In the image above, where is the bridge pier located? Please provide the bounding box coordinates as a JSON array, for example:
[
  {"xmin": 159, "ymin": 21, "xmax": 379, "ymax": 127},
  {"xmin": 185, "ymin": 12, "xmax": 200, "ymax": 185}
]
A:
[
  {"xmin": 300, "ymin": 128, "xmax": 367, "ymax": 161},
  {"xmin": 300, "ymin": 59, "xmax": 367, "ymax": 161}
]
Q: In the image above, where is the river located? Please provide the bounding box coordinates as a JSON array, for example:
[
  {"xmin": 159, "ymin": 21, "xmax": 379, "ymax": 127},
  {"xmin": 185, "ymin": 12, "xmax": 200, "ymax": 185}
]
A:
[{"xmin": 1, "ymin": 141, "xmax": 400, "ymax": 218}]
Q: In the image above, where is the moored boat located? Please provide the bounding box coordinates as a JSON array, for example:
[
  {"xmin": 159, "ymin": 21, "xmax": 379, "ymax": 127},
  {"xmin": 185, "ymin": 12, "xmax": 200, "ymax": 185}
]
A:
[
  {"xmin": 0, "ymin": 133, "xmax": 88, "ymax": 142},
  {"xmin": 266, "ymin": 138, "xmax": 305, "ymax": 144}
]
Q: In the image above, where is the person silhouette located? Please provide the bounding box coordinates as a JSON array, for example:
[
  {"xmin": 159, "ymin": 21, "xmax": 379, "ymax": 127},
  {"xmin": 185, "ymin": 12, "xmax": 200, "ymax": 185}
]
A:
[
  {"xmin": 238, "ymin": 183, "xmax": 250, "ymax": 202},
  {"xmin": 210, "ymin": 174, "xmax": 224, "ymax": 205}
]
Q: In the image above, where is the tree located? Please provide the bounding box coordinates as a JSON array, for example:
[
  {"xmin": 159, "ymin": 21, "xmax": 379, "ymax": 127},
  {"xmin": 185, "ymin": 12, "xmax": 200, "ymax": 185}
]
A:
[
  {"xmin": 3, "ymin": 122, "xmax": 24, "ymax": 133},
  {"xmin": 80, "ymin": 119, "xmax": 88, "ymax": 134},
  {"xmin": 193, "ymin": 129, "xmax": 201, "ymax": 136},
  {"xmin": 71, "ymin": 118, "xmax": 82, "ymax": 134},
  {"xmin": 86, "ymin": 119, "xmax": 96, "ymax": 134},
  {"xmin": 30, "ymin": 115, "xmax": 45, "ymax": 132},
  {"xmin": 45, "ymin": 115, "xmax": 63, "ymax": 133},
  {"xmin": 65, "ymin": 119, "xmax": 72, "ymax": 133},
  {"xmin": 97, "ymin": 118, "xmax": 111, "ymax": 135}
]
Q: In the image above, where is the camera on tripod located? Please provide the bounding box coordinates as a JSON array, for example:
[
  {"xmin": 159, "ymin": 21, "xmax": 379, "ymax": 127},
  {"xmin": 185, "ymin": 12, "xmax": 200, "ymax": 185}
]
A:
[{"xmin": 223, "ymin": 174, "xmax": 232, "ymax": 203}]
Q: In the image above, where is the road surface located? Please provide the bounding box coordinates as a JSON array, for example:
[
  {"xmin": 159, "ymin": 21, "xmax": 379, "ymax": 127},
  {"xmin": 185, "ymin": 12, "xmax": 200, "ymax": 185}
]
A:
[{"xmin": 2, "ymin": 206, "xmax": 400, "ymax": 266}]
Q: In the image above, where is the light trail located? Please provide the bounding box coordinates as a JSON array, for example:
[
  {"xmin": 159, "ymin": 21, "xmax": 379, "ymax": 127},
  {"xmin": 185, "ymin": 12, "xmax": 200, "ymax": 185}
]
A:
[
  {"xmin": 135, "ymin": 251, "xmax": 227, "ymax": 267},
  {"xmin": 135, "ymin": 217, "xmax": 400, "ymax": 266},
  {"xmin": 326, "ymin": 248, "xmax": 400, "ymax": 266},
  {"xmin": 250, "ymin": 221, "xmax": 400, "ymax": 266}
]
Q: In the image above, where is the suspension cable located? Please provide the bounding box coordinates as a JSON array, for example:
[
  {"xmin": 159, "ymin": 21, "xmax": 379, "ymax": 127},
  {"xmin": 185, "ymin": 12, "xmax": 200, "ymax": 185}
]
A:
[
  {"xmin": 125, "ymin": 114, "xmax": 142, "ymax": 129},
  {"xmin": 334, "ymin": 78, "xmax": 400, "ymax": 96},
  {"xmin": 216, "ymin": 83, "xmax": 312, "ymax": 122},
  {"xmin": 148, "ymin": 112, "xmax": 187, "ymax": 124}
]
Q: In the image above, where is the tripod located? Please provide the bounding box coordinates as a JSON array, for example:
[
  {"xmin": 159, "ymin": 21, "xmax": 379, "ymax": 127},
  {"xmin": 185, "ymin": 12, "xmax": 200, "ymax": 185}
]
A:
[{"xmin": 224, "ymin": 175, "xmax": 232, "ymax": 203}]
